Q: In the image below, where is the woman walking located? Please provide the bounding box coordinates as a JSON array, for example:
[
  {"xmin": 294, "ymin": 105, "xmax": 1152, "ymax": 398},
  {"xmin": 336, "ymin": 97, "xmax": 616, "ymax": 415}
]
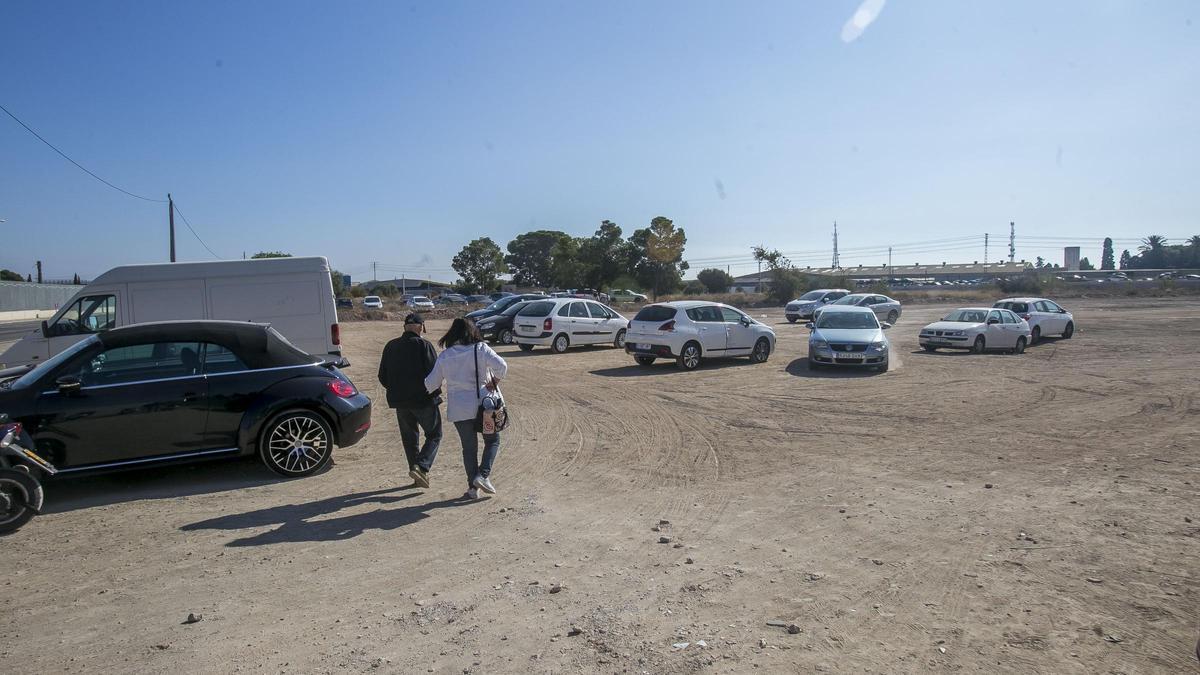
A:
[{"xmin": 425, "ymin": 317, "xmax": 508, "ymax": 499}]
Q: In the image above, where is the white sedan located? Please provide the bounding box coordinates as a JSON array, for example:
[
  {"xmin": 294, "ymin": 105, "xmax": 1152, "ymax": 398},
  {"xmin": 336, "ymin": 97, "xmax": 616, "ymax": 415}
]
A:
[
  {"xmin": 513, "ymin": 298, "xmax": 629, "ymax": 353},
  {"xmin": 625, "ymin": 301, "xmax": 775, "ymax": 370},
  {"xmin": 407, "ymin": 296, "xmax": 435, "ymax": 310},
  {"xmin": 919, "ymin": 307, "xmax": 1031, "ymax": 354},
  {"xmin": 362, "ymin": 295, "xmax": 384, "ymax": 309}
]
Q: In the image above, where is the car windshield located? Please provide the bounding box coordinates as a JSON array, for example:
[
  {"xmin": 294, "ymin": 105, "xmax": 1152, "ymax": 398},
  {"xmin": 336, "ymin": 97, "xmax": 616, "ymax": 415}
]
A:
[
  {"xmin": 6, "ymin": 335, "xmax": 100, "ymax": 390},
  {"xmin": 943, "ymin": 310, "xmax": 987, "ymax": 323},
  {"xmin": 798, "ymin": 291, "xmax": 825, "ymax": 301},
  {"xmin": 815, "ymin": 311, "xmax": 878, "ymax": 330},
  {"xmin": 994, "ymin": 301, "xmax": 1028, "ymax": 312},
  {"xmin": 365, "ymin": 296, "xmax": 380, "ymax": 302},
  {"xmin": 501, "ymin": 301, "xmax": 530, "ymax": 316},
  {"xmin": 634, "ymin": 305, "xmax": 677, "ymax": 322},
  {"xmin": 485, "ymin": 296, "xmax": 517, "ymax": 311},
  {"xmin": 414, "ymin": 297, "xmax": 430, "ymax": 302},
  {"xmin": 833, "ymin": 295, "xmax": 866, "ymax": 305},
  {"xmin": 517, "ymin": 301, "xmax": 555, "ymax": 317}
]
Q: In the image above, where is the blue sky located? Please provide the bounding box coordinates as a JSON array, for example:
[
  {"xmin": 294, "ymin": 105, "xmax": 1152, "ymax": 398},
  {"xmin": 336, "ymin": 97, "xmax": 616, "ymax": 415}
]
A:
[{"xmin": 1, "ymin": 1, "xmax": 1197, "ymax": 282}]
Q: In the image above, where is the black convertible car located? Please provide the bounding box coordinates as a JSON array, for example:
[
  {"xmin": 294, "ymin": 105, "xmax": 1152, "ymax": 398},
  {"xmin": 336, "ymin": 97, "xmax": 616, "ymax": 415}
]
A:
[{"xmin": 0, "ymin": 321, "xmax": 371, "ymax": 478}]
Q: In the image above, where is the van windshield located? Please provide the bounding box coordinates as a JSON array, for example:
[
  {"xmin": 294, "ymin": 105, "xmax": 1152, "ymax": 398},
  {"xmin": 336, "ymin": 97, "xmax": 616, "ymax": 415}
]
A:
[{"xmin": 5, "ymin": 335, "xmax": 100, "ymax": 390}]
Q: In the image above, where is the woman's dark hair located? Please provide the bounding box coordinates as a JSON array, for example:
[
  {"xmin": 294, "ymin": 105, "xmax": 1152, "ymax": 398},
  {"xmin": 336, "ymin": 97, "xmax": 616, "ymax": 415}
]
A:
[{"xmin": 438, "ymin": 317, "xmax": 483, "ymax": 348}]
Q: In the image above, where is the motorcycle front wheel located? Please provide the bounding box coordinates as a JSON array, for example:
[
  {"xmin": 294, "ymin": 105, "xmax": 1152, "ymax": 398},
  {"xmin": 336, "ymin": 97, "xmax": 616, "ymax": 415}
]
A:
[{"xmin": 0, "ymin": 468, "xmax": 43, "ymax": 534}]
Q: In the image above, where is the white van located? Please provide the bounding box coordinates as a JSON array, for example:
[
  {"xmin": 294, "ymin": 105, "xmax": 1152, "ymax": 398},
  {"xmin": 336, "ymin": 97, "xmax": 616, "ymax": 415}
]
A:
[{"xmin": 0, "ymin": 257, "xmax": 342, "ymax": 368}]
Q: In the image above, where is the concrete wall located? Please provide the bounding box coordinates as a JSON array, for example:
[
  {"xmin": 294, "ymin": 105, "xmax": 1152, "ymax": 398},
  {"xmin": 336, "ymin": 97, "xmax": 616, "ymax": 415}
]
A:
[{"xmin": 0, "ymin": 281, "xmax": 83, "ymax": 312}]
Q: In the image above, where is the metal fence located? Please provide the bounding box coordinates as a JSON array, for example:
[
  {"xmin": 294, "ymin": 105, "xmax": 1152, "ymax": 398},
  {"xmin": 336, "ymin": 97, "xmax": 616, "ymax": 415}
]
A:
[{"xmin": 0, "ymin": 282, "xmax": 84, "ymax": 311}]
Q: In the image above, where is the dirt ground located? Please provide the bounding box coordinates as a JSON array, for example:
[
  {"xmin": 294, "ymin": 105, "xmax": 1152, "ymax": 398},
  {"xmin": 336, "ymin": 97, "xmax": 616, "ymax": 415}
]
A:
[{"xmin": 1, "ymin": 298, "xmax": 1197, "ymax": 674}]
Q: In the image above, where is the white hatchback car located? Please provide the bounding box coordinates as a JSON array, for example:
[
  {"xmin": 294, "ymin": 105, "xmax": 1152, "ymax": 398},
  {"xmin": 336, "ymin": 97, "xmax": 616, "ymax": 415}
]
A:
[
  {"xmin": 407, "ymin": 296, "xmax": 435, "ymax": 310},
  {"xmin": 513, "ymin": 298, "xmax": 629, "ymax": 353},
  {"xmin": 625, "ymin": 301, "xmax": 776, "ymax": 370},
  {"xmin": 919, "ymin": 307, "xmax": 1031, "ymax": 354},
  {"xmin": 362, "ymin": 295, "xmax": 384, "ymax": 309},
  {"xmin": 992, "ymin": 298, "xmax": 1074, "ymax": 343}
]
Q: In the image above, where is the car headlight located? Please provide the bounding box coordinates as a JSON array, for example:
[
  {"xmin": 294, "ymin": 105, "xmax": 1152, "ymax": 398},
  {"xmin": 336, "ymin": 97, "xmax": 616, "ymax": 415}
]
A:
[
  {"xmin": 869, "ymin": 341, "xmax": 887, "ymax": 351},
  {"xmin": 947, "ymin": 330, "xmax": 964, "ymax": 336},
  {"xmin": 811, "ymin": 339, "xmax": 829, "ymax": 349}
]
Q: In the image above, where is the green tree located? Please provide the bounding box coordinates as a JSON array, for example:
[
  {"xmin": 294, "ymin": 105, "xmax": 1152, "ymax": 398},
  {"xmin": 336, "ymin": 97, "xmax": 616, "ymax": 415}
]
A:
[
  {"xmin": 1119, "ymin": 249, "xmax": 1132, "ymax": 270},
  {"xmin": 696, "ymin": 268, "xmax": 735, "ymax": 293},
  {"xmin": 0, "ymin": 269, "xmax": 24, "ymax": 282},
  {"xmin": 1188, "ymin": 235, "xmax": 1200, "ymax": 266},
  {"xmin": 251, "ymin": 251, "xmax": 292, "ymax": 259},
  {"xmin": 629, "ymin": 216, "xmax": 688, "ymax": 300},
  {"xmin": 548, "ymin": 237, "xmax": 589, "ymax": 288},
  {"xmin": 1101, "ymin": 237, "xmax": 1115, "ymax": 270},
  {"xmin": 683, "ymin": 280, "xmax": 707, "ymax": 295},
  {"xmin": 505, "ymin": 230, "xmax": 570, "ymax": 287},
  {"xmin": 1078, "ymin": 257, "xmax": 1095, "ymax": 271},
  {"xmin": 375, "ymin": 283, "xmax": 400, "ymax": 298},
  {"xmin": 1138, "ymin": 235, "xmax": 1167, "ymax": 268},
  {"xmin": 579, "ymin": 220, "xmax": 633, "ymax": 289},
  {"xmin": 752, "ymin": 246, "xmax": 812, "ymax": 304},
  {"xmin": 1035, "ymin": 256, "xmax": 1046, "ymax": 269},
  {"xmin": 350, "ymin": 285, "xmax": 367, "ymax": 298},
  {"xmin": 330, "ymin": 270, "xmax": 346, "ymax": 296},
  {"xmin": 452, "ymin": 237, "xmax": 507, "ymax": 294}
]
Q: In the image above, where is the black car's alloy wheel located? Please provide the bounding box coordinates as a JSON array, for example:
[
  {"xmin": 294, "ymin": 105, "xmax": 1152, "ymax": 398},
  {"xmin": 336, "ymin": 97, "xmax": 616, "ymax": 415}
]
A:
[
  {"xmin": 261, "ymin": 411, "xmax": 333, "ymax": 477},
  {"xmin": 498, "ymin": 328, "xmax": 515, "ymax": 345}
]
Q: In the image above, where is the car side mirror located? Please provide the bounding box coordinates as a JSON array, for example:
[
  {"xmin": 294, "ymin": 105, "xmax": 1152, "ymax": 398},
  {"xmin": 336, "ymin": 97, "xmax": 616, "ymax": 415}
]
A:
[
  {"xmin": 740, "ymin": 317, "xmax": 751, "ymax": 327},
  {"xmin": 805, "ymin": 322, "xmax": 815, "ymax": 330},
  {"xmin": 881, "ymin": 322, "xmax": 893, "ymax": 330},
  {"xmin": 41, "ymin": 320, "xmax": 50, "ymax": 338},
  {"xmin": 0, "ymin": 413, "xmax": 8, "ymax": 424},
  {"xmin": 56, "ymin": 375, "xmax": 82, "ymax": 395}
]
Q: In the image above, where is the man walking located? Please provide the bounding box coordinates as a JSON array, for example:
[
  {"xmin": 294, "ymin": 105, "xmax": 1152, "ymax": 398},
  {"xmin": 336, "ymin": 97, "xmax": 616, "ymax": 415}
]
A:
[{"xmin": 378, "ymin": 313, "xmax": 442, "ymax": 488}]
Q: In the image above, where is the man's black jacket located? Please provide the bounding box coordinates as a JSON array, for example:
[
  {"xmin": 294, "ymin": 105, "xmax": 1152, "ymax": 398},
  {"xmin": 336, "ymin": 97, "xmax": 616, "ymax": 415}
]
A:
[{"xmin": 377, "ymin": 331, "xmax": 441, "ymax": 409}]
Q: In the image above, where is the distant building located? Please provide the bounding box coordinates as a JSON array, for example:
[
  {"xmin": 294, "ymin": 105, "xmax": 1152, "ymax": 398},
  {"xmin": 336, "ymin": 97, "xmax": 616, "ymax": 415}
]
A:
[
  {"xmin": 1063, "ymin": 247, "xmax": 1081, "ymax": 271},
  {"xmin": 729, "ymin": 261, "xmax": 1032, "ymax": 291}
]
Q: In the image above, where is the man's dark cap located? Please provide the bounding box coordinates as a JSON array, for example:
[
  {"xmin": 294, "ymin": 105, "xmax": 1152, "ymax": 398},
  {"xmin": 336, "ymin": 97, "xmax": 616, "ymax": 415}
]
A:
[{"xmin": 404, "ymin": 313, "xmax": 424, "ymax": 325}]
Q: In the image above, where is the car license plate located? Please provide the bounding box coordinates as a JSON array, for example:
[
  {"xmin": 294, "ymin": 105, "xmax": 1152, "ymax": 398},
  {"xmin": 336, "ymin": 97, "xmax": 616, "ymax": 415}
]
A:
[
  {"xmin": 637, "ymin": 343, "xmax": 652, "ymax": 350},
  {"xmin": 927, "ymin": 338, "xmax": 949, "ymax": 344},
  {"xmin": 519, "ymin": 325, "xmax": 536, "ymax": 333},
  {"xmin": 836, "ymin": 352, "xmax": 864, "ymax": 360}
]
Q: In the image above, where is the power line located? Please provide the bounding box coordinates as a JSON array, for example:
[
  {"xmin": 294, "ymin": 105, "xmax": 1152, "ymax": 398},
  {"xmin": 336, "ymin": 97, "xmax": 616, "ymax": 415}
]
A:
[
  {"xmin": 168, "ymin": 201, "xmax": 222, "ymax": 259},
  {"xmin": 0, "ymin": 102, "xmax": 167, "ymax": 203}
]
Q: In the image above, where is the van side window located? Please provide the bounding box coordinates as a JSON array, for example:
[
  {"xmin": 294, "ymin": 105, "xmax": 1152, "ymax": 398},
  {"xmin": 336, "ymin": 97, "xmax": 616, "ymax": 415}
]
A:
[{"xmin": 47, "ymin": 295, "xmax": 117, "ymax": 337}]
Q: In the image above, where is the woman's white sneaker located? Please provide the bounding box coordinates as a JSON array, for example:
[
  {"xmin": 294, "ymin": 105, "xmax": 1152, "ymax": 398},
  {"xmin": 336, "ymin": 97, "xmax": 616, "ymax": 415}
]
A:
[
  {"xmin": 463, "ymin": 488, "xmax": 479, "ymax": 500},
  {"xmin": 472, "ymin": 475, "xmax": 497, "ymax": 494}
]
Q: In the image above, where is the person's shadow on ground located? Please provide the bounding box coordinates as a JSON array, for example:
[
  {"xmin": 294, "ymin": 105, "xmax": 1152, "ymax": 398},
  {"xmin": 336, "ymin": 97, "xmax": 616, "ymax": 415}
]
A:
[{"xmin": 180, "ymin": 487, "xmax": 473, "ymax": 546}]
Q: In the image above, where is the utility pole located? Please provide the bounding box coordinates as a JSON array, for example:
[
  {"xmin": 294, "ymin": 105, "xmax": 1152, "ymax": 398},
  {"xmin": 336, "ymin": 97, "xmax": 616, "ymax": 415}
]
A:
[
  {"xmin": 984, "ymin": 233, "xmax": 989, "ymax": 263},
  {"xmin": 372, "ymin": 262, "xmax": 377, "ymax": 281},
  {"xmin": 831, "ymin": 222, "xmax": 840, "ymax": 269},
  {"xmin": 887, "ymin": 246, "xmax": 892, "ymax": 283},
  {"xmin": 1008, "ymin": 222, "xmax": 1016, "ymax": 263},
  {"xmin": 36, "ymin": 260, "xmax": 43, "ymax": 284},
  {"xmin": 168, "ymin": 193, "xmax": 176, "ymax": 262}
]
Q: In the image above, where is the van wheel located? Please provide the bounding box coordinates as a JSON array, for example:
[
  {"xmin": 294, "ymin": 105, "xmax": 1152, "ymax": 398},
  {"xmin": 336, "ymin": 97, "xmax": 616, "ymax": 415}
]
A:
[
  {"xmin": 614, "ymin": 329, "xmax": 627, "ymax": 349},
  {"xmin": 972, "ymin": 336, "xmax": 986, "ymax": 354},
  {"xmin": 750, "ymin": 338, "xmax": 770, "ymax": 363},
  {"xmin": 676, "ymin": 342, "xmax": 701, "ymax": 370},
  {"xmin": 1062, "ymin": 322, "xmax": 1074, "ymax": 339},
  {"xmin": 518, "ymin": 343, "xmax": 535, "ymax": 352},
  {"xmin": 634, "ymin": 355, "xmax": 656, "ymax": 366},
  {"xmin": 1013, "ymin": 336, "xmax": 1027, "ymax": 355},
  {"xmin": 260, "ymin": 410, "xmax": 333, "ymax": 477},
  {"xmin": 551, "ymin": 333, "xmax": 570, "ymax": 354},
  {"xmin": 1030, "ymin": 326, "xmax": 1040, "ymax": 345}
]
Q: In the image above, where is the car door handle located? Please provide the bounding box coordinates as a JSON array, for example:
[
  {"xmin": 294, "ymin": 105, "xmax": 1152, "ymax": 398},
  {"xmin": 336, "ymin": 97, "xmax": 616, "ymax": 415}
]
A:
[{"xmin": 182, "ymin": 392, "xmax": 203, "ymax": 402}]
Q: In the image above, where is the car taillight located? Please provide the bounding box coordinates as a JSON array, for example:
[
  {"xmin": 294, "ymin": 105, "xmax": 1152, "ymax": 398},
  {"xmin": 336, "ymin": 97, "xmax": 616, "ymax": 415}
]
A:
[
  {"xmin": 327, "ymin": 379, "xmax": 356, "ymax": 397},
  {"xmin": 658, "ymin": 320, "xmax": 675, "ymax": 332},
  {"xmin": 331, "ymin": 323, "xmax": 341, "ymax": 346},
  {"xmin": 1020, "ymin": 314, "xmax": 1031, "ymax": 321},
  {"xmin": 543, "ymin": 317, "xmax": 552, "ymax": 331}
]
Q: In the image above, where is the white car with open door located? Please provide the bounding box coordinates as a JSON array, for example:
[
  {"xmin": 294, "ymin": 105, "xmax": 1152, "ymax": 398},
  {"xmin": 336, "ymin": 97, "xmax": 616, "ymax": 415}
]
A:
[
  {"xmin": 992, "ymin": 297, "xmax": 1074, "ymax": 344},
  {"xmin": 625, "ymin": 301, "xmax": 775, "ymax": 370},
  {"xmin": 513, "ymin": 298, "xmax": 629, "ymax": 353},
  {"xmin": 919, "ymin": 307, "xmax": 1031, "ymax": 354}
]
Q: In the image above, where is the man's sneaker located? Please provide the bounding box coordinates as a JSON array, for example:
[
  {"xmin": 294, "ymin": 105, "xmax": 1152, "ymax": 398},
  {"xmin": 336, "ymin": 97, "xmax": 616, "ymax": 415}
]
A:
[
  {"xmin": 463, "ymin": 488, "xmax": 479, "ymax": 500},
  {"xmin": 412, "ymin": 468, "xmax": 430, "ymax": 489},
  {"xmin": 408, "ymin": 467, "xmax": 423, "ymax": 485},
  {"xmin": 472, "ymin": 475, "xmax": 497, "ymax": 495}
]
